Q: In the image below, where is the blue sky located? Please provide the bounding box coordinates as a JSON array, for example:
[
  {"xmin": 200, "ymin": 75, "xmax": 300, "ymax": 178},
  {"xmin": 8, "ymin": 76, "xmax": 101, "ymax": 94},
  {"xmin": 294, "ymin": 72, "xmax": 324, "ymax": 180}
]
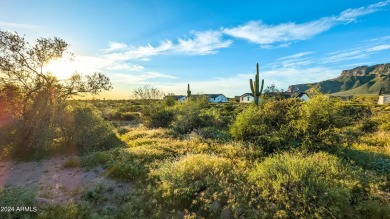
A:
[{"xmin": 1, "ymin": 0, "xmax": 390, "ymax": 98}]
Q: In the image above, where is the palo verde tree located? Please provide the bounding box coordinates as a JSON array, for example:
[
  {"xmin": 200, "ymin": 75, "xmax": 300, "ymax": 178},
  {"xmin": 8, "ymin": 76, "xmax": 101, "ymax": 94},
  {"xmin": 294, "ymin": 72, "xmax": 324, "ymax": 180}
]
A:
[
  {"xmin": 0, "ymin": 31, "xmax": 113, "ymax": 153},
  {"xmin": 0, "ymin": 31, "xmax": 112, "ymax": 118},
  {"xmin": 131, "ymin": 85, "xmax": 165, "ymax": 100}
]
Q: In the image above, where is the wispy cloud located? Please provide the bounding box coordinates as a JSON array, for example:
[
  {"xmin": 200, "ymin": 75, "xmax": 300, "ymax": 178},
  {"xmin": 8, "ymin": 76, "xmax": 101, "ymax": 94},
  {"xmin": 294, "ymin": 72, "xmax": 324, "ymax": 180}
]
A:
[
  {"xmin": 113, "ymin": 72, "xmax": 177, "ymax": 83},
  {"xmin": 278, "ymin": 52, "xmax": 315, "ymax": 61},
  {"xmin": 224, "ymin": 18, "xmax": 336, "ymax": 46},
  {"xmin": 337, "ymin": 0, "xmax": 390, "ymax": 22},
  {"xmin": 223, "ymin": 1, "xmax": 390, "ymax": 47},
  {"xmin": 321, "ymin": 50, "xmax": 369, "ymax": 63},
  {"xmin": 101, "ymin": 30, "xmax": 232, "ymax": 62},
  {"xmin": 0, "ymin": 21, "xmax": 40, "ymax": 30},
  {"xmin": 365, "ymin": 44, "xmax": 390, "ymax": 52},
  {"xmin": 102, "ymin": 42, "xmax": 129, "ymax": 52}
]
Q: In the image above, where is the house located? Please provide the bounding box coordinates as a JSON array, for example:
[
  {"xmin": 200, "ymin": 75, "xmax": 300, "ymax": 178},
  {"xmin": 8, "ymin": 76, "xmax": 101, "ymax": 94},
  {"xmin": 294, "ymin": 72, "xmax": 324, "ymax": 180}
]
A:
[
  {"xmin": 236, "ymin": 92, "xmax": 309, "ymax": 103},
  {"xmin": 239, "ymin": 93, "xmax": 255, "ymax": 103},
  {"xmin": 296, "ymin": 92, "xmax": 310, "ymax": 101},
  {"xmin": 208, "ymin": 94, "xmax": 228, "ymax": 103},
  {"xmin": 378, "ymin": 88, "xmax": 390, "ymax": 104},
  {"xmin": 164, "ymin": 95, "xmax": 187, "ymax": 102},
  {"xmin": 191, "ymin": 94, "xmax": 228, "ymax": 103}
]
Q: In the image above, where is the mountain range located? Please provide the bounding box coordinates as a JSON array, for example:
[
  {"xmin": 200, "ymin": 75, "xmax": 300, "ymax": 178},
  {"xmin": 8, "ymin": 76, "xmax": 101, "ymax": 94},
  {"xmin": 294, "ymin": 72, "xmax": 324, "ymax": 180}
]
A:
[{"xmin": 287, "ymin": 64, "xmax": 390, "ymax": 95}]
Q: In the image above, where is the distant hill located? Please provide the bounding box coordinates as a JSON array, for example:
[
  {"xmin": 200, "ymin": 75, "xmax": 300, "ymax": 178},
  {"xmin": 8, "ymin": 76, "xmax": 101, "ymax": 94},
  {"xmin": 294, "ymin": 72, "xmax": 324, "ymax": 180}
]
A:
[{"xmin": 287, "ymin": 64, "xmax": 390, "ymax": 95}]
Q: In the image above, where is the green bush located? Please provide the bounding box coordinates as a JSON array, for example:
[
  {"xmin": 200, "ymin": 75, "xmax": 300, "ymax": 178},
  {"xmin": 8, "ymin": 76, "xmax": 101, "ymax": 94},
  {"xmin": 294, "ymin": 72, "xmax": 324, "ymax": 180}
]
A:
[
  {"xmin": 360, "ymin": 118, "xmax": 379, "ymax": 133},
  {"xmin": 173, "ymin": 99, "xmax": 232, "ymax": 135},
  {"xmin": 195, "ymin": 126, "xmax": 230, "ymax": 141},
  {"xmin": 0, "ymin": 186, "xmax": 37, "ymax": 219},
  {"xmin": 61, "ymin": 103, "xmax": 123, "ymax": 153},
  {"xmin": 151, "ymin": 154, "xmax": 244, "ymax": 217},
  {"xmin": 143, "ymin": 104, "xmax": 175, "ymax": 128},
  {"xmin": 38, "ymin": 203, "xmax": 96, "ymax": 219},
  {"xmin": 230, "ymin": 99, "xmax": 300, "ymax": 153},
  {"xmin": 288, "ymin": 95, "xmax": 346, "ymax": 150},
  {"xmin": 248, "ymin": 152, "xmax": 358, "ymax": 218}
]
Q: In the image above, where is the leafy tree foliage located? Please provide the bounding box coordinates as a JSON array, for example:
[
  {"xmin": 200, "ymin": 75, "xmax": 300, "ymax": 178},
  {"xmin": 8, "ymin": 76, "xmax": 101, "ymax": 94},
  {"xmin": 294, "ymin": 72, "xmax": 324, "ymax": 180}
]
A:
[
  {"xmin": 0, "ymin": 31, "xmax": 113, "ymax": 155},
  {"xmin": 0, "ymin": 31, "xmax": 112, "ymax": 117},
  {"xmin": 131, "ymin": 85, "xmax": 164, "ymax": 100}
]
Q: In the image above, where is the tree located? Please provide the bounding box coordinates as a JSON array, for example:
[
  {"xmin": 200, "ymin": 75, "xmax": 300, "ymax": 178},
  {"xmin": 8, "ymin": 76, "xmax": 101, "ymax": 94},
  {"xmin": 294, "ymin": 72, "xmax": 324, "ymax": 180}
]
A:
[
  {"xmin": 0, "ymin": 31, "xmax": 113, "ymax": 154},
  {"xmin": 0, "ymin": 31, "xmax": 112, "ymax": 118},
  {"xmin": 131, "ymin": 85, "xmax": 164, "ymax": 100},
  {"xmin": 264, "ymin": 83, "xmax": 280, "ymax": 93}
]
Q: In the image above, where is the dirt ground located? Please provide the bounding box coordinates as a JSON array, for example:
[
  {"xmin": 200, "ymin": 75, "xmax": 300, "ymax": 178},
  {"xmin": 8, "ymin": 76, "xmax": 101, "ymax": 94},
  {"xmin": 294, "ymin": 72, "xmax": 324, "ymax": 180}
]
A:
[{"xmin": 0, "ymin": 156, "xmax": 132, "ymax": 205}]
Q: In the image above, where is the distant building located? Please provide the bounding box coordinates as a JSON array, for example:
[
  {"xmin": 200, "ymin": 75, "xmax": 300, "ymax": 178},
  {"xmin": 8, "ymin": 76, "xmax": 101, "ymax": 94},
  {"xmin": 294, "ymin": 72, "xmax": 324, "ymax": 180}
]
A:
[
  {"xmin": 191, "ymin": 94, "xmax": 228, "ymax": 103},
  {"xmin": 239, "ymin": 93, "xmax": 255, "ymax": 103},
  {"xmin": 164, "ymin": 95, "xmax": 187, "ymax": 102},
  {"xmin": 235, "ymin": 92, "xmax": 310, "ymax": 103},
  {"xmin": 296, "ymin": 92, "xmax": 310, "ymax": 101},
  {"xmin": 208, "ymin": 94, "xmax": 228, "ymax": 103},
  {"xmin": 378, "ymin": 88, "xmax": 390, "ymax": 104}
]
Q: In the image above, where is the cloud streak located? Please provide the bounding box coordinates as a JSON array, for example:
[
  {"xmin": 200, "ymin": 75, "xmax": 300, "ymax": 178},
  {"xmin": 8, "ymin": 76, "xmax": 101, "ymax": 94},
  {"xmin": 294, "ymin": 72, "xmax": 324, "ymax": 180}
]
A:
[
  {"xmin": 223, "ymin": 1, "xmax": 390, "ymax": 47},
  {"xmin": 101, "ymin": 30, "xmax": 232, "ymax": 62},
  {"xmin": 0, "ymin": 21, "xmax": 40, "ymax": 31}
]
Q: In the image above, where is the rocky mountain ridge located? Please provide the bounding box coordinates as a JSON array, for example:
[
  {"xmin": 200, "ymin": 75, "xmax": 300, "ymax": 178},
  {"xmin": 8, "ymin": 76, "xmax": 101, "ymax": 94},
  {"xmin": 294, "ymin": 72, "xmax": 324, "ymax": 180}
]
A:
[{"xmin": 288, "ymin": 63, "xmax": 390, "ymax": 94}]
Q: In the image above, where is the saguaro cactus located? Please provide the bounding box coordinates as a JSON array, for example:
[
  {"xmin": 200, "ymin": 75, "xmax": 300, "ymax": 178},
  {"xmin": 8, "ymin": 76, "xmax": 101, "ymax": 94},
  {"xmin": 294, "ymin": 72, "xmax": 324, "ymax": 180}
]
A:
[
  {"xmin": 187, "ymin": 83, "xmax": 191, "ymax": 99},
  {"xmin": 250, "ymin": 63, "xmax": 264, "ymax": 106}
]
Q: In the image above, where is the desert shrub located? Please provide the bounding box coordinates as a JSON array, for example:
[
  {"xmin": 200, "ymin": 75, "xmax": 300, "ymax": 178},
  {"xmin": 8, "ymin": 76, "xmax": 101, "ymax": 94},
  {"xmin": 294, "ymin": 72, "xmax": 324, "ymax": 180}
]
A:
[
  {"xmin": 1, "ymin": 102, "xmax": 122, "ymax": 159},
  {"xmin": 151, "ymin": 154, "xmax": 245, "ymax": 218},
  {"xmin": 173, "ymin": 99, "xmax": 232, "ymax": 135},
  {"xmin": 61, "ymin": 103, "xmax": 123, "ymax": 153},
  {"xmin": 355, "ymin": 200, "xmax": 390, "ymax": 218},
  {"xmin": 337, "ymin": 104, "xmax": 372, "ymax": 122},
  {"xmin": 230, "ymin": 98, "xmax": 300, "ymax": 153},
  {"xmin": 372, "ymin": 112, "xmax": 390, "ymax": 131},
  {"xmin": 62, "ymin": 157, "xmax": 81, "ymax": 169},
  {"xmin": 100, "ymin": 146, "xmax": 175, "ymax": 181},
  {"xmin": 38, "ymin": 203, "xmax": 96, "ymax": 219},
  {"xmin": 195, "ymin": 126, "xmax": 230, "ymax": 141},
  {"xmin": 120, "ymin": 112, "xmax": 140, "ymax": 121},
  {"xmin": 81, "ymin": 151, "xmax": 112, "ymax": 168},
  {"xmin": 288, "ymin": 95, "xmax": 347, "ymax": 150},
  {"xmin": 248, "ymin": 152, "xmax": 360, "ymax": 218},
  {"xmin": 142, "ymin": 103, "xmax": 175, "ymax": 128},
  {"xmin": 360, "ymin": 118, "xmax": 379, "ymax": 133},
  {"xmin": 116, "ymin": 126, "xmax": 130, "ymax": 135},
  {"xmin": 0, "ymin": 186, "xmax": 37, "ymax": 219},
  {"xmin": 81, "ymin": 183, "xmax": 108, "ymax": 204},
  {"xmin": 163, "ymin": 96, "xmax": 177, "ymax": 106},
  {"xmin": 103, "ymin": 109, "xmax": 139, "ymax": 121}
]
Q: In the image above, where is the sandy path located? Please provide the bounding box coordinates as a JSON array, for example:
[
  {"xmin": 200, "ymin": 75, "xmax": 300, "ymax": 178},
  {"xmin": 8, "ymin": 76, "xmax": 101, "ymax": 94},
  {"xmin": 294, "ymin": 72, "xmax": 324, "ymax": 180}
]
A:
[{"xmin": 0, "ymin": 156, "xmax": 132, "ymax": 205}]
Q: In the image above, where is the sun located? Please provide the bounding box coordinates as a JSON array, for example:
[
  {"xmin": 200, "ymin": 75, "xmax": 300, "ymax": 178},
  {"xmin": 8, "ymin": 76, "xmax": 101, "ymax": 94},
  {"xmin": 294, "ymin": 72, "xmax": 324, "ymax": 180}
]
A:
[{"xmin": 45, "ymin": 58, "xmax": 76, "ymax": 80}]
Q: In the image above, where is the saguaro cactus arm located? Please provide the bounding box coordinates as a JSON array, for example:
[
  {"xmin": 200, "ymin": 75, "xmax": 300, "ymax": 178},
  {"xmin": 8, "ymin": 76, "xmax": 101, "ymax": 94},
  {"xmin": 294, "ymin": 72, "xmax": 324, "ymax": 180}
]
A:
[
  {"xmin": 187, "ymin": 83, "xmax": 191, "ymax": 98},
  {"xmin": 249, "ymin": 63, "xmax": 265, "ymax": 106}
]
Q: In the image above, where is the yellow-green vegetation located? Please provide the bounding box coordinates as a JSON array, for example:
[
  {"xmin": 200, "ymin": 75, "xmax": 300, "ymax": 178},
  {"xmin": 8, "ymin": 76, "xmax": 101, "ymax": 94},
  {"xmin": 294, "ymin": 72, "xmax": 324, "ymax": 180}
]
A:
[
  {"xmin": 1, "ymin": 94, "xmax": 390, "ymax": 218},
  {"xmin": 0, "ymin": 187, "xmax": 37, "ymax": 218},
  {"xmin": 61, "ymin": 157, "xmax": 81, "ymax": 169}
]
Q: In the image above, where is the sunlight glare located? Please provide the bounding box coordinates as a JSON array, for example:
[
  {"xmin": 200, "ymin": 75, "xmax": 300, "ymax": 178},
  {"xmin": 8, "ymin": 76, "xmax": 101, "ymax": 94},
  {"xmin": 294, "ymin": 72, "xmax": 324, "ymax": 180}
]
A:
[{"xmin": 46, "ymin": 59, "xmax": 76, "ymax": 80}]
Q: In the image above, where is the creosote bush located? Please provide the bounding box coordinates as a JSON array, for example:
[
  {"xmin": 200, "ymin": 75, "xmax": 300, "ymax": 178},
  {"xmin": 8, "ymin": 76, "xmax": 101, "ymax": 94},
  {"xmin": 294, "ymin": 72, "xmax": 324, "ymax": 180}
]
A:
[
  {"xmin": 142, "ymin": 103, "xmax": 175, "ymax": 128},
  {"xmin": 230, "ymin": 98, "xmax": 300, "ymax": 153},
  {"xmin": 248, "ymin": 152, "xmax": 389, "ymax": 218},
  {"xmin": 230, "ymin": 95, "xmax": 367, "ymax": 153},
  {"xmin": 172, "ymin": 97, "xmax": 232, "ymax": 135},
  {"xmin": 61, "ymin": 103, "xmax": 123, "ymax": 153},
  {"xmin": 150, "ymin": 154, "xmax": 246, "ymax": 217}
]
